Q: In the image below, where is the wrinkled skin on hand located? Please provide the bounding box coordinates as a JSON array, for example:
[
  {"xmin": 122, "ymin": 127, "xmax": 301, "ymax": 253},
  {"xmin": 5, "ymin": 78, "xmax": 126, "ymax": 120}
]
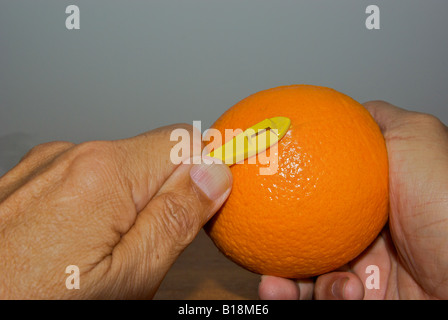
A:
[{"xmin": 0, "ymin": 124, "xmax": 232, "ymax": 299}]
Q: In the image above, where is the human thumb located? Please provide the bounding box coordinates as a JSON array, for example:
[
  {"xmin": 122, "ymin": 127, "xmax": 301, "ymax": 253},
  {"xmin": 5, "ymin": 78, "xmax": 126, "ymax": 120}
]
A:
[
  {"xmin": 148, "ymin": 158, "xmax": 232, "ymax": 252},
  {"xmin": 111, "ymin": 158, "xmax": 232, "ymax": 298}
]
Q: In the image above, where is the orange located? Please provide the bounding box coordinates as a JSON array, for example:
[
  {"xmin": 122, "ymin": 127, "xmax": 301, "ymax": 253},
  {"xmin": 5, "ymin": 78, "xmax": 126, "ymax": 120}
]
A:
[{"xmin": 205, "ymin": 84, "xmax": 389, "ymax": 279}]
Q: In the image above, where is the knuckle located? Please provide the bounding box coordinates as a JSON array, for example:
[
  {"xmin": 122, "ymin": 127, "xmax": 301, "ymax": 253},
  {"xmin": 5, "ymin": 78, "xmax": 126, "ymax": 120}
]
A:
[
  {"xmin": 362, "ymin": 100, "xmax": 394, "ymax": 112},
  {"xmin": 363, "ymin": 100, "xmax": 388, "ymax": 107},
  {"xmin": 141, "ymin": 123, "xmax": 205, "ymax": 156},
  {"xmin": 149, "ymin": 123, "xmax": 195, "ymax": 139},
  {"xmin": 71, "ymin": 140, "xmax": 113, "ymax": 157},
  {"xmin": 69, "ymin": 141, "xmax": 115, "ymax": 166},
  {"xmin": 175, "ymin": 122, "xmax": 194, "ymax": 131},
  {"xmin": 414, "ymin": 113, "xmax": 443, "ymax": 127},
  {"xmin": 156, "ymin": 192, "xmax": 200, "ymax": 244},
  {"xmin": 404, "ymin": 112, "xmax": 446, "ymax": 131},
  {"xmin": 22, "ymin": 141, "xmax": 75, "ymax": 161},
  {"xmin": 385, "ymin": 112, "xmax": 447, "ymax": 143},
  {"xmin": 169, "ymin": 123, "xmax": 195, "ymax": 135},
  {"xmin": 60, "ymin": 141, "xmax": 119, "ymax": 192},
  {"xmin": 166, "ymin": 123, "xmax": 201, "ymax": 141}
]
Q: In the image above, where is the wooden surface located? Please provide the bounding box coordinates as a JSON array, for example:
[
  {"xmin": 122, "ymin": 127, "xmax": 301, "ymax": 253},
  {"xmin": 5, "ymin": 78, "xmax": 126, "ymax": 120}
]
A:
[{"xmin": 154, "ymin": 230, "xmax": 260, "ymax": 300}]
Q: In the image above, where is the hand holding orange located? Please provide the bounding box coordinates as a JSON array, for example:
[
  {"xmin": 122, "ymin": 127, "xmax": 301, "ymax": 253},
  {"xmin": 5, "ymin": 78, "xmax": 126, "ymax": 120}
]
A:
[{"xmin": 205, "ymin": 85, "xmax": 389, "ymax": 279}]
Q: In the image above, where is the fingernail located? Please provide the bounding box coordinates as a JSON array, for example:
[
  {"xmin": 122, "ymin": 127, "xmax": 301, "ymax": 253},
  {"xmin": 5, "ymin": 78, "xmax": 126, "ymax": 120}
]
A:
[
  {"xmin": 190, "ymin": 161, "xmax": 231, "ymax": 201},
  {"xmin": 331, "ymin": 277, "xmax": 349, "ymax": 300}
]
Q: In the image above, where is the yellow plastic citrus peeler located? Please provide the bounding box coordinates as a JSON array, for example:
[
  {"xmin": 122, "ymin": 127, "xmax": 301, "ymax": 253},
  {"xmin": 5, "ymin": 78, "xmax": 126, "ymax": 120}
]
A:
[{"xmin": 205, "ymin": 117, "xmax": 291, "ymax": 166}]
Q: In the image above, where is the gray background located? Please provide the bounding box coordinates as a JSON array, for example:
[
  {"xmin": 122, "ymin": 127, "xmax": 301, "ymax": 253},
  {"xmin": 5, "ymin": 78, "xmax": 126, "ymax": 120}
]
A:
[{"xmin": 1, "ymin": 0, "xmax": 447, "ymax": 175}]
